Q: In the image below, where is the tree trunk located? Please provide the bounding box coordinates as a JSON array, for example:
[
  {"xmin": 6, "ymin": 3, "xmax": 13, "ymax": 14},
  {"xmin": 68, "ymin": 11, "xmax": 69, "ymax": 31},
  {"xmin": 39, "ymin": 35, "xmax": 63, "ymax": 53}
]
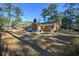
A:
[
  {"xmin": 0, "ymin": 26, "xmax": 3, "ymax": 56},
  {"xmin": 0, "ymin": 26, "xmax": 2, "ymax": 42}
]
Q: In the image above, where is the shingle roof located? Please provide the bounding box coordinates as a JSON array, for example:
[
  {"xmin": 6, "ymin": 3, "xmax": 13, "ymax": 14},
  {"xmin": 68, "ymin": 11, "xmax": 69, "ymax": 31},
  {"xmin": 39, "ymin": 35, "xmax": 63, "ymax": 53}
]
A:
[{"xmin": 40, "ymin": 19, "xmax": 58, "ymax": 25}]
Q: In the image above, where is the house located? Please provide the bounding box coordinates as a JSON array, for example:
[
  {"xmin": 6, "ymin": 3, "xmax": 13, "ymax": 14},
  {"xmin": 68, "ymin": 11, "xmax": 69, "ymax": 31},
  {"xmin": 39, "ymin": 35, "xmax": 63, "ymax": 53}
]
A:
[
  {"xmin": 37, "ymin": 19, "xmax": 60, "ymax": 32},
  {"xmin": 26, "ymin": 21, "xmax": 38, "ymax": 32},
  {"xmin": 26, "ymin": 19, "xmax": 60, "ymax": 32}
]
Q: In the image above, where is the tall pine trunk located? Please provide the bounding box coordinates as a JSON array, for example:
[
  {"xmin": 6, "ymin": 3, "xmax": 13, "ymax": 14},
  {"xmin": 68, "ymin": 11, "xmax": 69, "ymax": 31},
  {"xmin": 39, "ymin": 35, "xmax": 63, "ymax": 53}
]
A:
[{"xmin": 0, "ymin": 26, "xmax": 2, "ymax": 56}]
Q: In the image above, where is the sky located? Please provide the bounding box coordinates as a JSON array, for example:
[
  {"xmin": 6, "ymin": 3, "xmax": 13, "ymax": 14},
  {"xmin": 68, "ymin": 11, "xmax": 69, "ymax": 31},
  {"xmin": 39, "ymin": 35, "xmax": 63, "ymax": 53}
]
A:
[
  {"xmin": 13, "ymin": 3, "xmax": 65, "ymax": 22},
  {"xmin": 0, "ymin": 3, "xmax": 65, "ymax": 22}
]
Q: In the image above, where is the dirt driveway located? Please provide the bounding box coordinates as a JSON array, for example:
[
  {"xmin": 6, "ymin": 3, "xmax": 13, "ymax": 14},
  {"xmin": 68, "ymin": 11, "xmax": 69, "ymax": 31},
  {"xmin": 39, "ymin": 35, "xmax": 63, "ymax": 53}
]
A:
[{"xmin": 1, "ymin": 30, "xmax": 79, "ymax": 56}]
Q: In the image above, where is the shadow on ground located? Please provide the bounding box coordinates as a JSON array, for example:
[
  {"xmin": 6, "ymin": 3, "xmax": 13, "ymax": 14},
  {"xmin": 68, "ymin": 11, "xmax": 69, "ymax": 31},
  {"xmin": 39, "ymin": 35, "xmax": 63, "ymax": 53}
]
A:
[
  {"xmin": 7, "ymin": 32, "xmax": 54, "ymax": 56},
  {"xmin": 53, "ymin": 35, "xmax": 79, "ymax": 42},
  {"xmin": 6, "ymin": 32, "xmax": 79, "ymax": 56}
]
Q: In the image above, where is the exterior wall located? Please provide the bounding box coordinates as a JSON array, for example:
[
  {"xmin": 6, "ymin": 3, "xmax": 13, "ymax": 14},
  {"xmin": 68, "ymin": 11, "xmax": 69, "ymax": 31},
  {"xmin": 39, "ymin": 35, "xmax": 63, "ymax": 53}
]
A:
[
  {"xmin": 53, "ymin": 22, "xmax": 60, "ymax": 31},
  {"xmin": 31, "ymin": 22, "xmax": 37, "ymax": 30},
  {"xmin": 40, "ymin": 25, "xmax": 52, "ymax": 32},
  {"xmin": 38, "ymin": 22, "xmax": 60, "ymax": 32},
  {"xmin": 37, "ymin": 25, "xmax": 41, "ymax": 32},
  {"xmin": 53, "ymin": 23, "xmax": 57, "ymax": 31}
]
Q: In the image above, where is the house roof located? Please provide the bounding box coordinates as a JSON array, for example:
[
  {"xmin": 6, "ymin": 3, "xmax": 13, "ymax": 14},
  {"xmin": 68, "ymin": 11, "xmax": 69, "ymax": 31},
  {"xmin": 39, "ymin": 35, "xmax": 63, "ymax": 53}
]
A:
[{"xmin": 40, "ymin": 19, "xmax": 58, "ymax": 25}]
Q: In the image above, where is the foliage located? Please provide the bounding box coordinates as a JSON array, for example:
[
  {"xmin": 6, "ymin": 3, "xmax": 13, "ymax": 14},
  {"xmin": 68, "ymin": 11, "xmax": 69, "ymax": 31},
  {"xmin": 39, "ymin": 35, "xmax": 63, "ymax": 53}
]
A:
[
  {"xmin": 0, "ymin": 3, "xmax": 23, "ymax": 29},
  {"xmin": 41, "ymin": 8, "xmax": 50, "ymax": 21},
  {"xmin": 12, "ymin": 17, "xmax": 22, "ymax": 27},
  {"xmin": 0, "ymin": 16, "xmax": 9, "ymax": 27},
  {"xmin": 41, "ymin": 4, "xmax": 58, "ymax": 22},
  {"xmin": 14, "ymin": 6, "xmax": 23, "ymax": 18},
  {"xmin": 41, "ymin": 3, "xmax": 79, "ymax": 30}
]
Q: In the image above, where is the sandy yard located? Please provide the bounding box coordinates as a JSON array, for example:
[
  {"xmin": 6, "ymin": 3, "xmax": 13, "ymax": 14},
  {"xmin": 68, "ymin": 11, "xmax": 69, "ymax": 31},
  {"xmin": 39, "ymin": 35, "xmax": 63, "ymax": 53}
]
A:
[{"xmin": 1, "ymin": 30, "xmax": 79, "ymax": 56}]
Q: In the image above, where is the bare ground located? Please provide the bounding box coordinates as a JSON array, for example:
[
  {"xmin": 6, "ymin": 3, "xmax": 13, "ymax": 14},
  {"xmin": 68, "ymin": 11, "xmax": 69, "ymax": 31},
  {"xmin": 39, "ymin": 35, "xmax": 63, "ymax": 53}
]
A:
[{"xmin": 1, "ymin": 30, "xmax": 79, "ymax": 56}]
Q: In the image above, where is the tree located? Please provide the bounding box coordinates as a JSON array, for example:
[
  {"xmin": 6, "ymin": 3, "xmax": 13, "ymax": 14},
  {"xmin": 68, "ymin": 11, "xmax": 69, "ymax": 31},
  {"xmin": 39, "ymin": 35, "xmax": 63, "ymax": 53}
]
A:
[
  {"xmin": 63, "ymin": 3, "xmax": 76, "ymax": 27},
  {"xmin": 0, "ymin": 16, "xmax": 9, "ymax": 27},
  {"xmin": 57, "ymin": 12, "xmax": 63, "ymax": 26},
  {"xmin": 74, "ymin": 7, "xmax": 79, "ymax": 25},
  {"xmin": 12, "ymin": 6, "xmax": 23, "ymax": 27},
  {"xmin": 12, "ymin": 18, "xmax": 22, "ymax": 27},
  {"xmin": 75, "ymin": 8, "xmax": 79, "ymax": 29},
  {"xmin": 0, "ymin": 5, "xmax": 9, "ymax": 35},
  {"xmin": 14, "ymin": 6, "xmax": 22, "ymax": 18},
  {"xmin": 76, "ymin": 15, "xmax": 79, "ymax": 24},
  {"xmin": 1, "ymin": 3, "xmax": 23, "ymax": 28},
  {"xmin": 48, "ymin": 4, "xmax": 58, "ymax": 21},
  {"xmin": 33, "ymin": 18, "xmax": 37, "ymax": 23},
  {"xmin": 2, "ymin": 3, "xmax": 14, "ymax": 21},
  {"xmin": 41, "ymin": 4, "xmax": 58, "ymax": 22},
  {"xmin": 0, "ymin": 6, "xmax": 10, "ymax": 56},
  {"xmin": 0, "ymin": 3, "xmax": 24, "ymax": 55},
  {"xmin": 41, "ymin": 8, "xmax": 50, "ymax": 22},
  {"xmin": 0, "ymin": 6, "xmax": 3, "ymax": 44}
]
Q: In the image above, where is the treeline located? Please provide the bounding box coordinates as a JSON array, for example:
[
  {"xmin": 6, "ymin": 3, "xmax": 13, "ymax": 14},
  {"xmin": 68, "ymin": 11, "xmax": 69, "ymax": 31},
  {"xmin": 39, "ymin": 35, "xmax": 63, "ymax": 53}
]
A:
[
  {"xmin": 0, "ymin": 3, "xmax": 23, "ymax": 30},
  {"xmin": 0, "ymin": 3, "xmax": 23, "ymax": 55},
  {"xmin": 41, "ymin": 3, "xmax": 79, "ymax": 30}
]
